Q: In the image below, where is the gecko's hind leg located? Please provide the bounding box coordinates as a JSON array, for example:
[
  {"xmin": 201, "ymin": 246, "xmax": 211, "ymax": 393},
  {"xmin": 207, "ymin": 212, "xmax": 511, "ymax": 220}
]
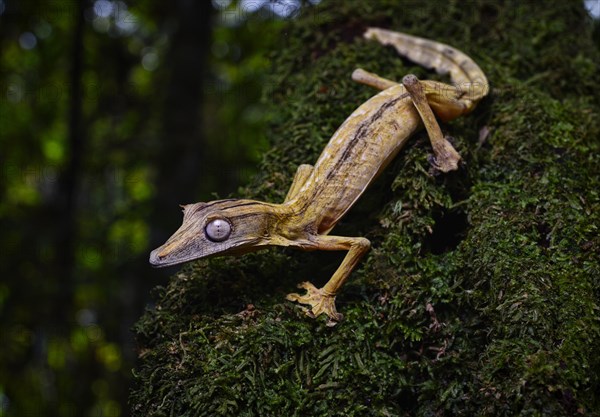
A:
[
  {"xmin": 352, "ymin": 68, "xmax": 398, "ymax": 91},
  {"xmin": 402, "ymin": 74, "xmax": 461, "ymax": 173},
  {"xmin": 284, "ymin": 164, "xmax": 313, "ymax": 203}
]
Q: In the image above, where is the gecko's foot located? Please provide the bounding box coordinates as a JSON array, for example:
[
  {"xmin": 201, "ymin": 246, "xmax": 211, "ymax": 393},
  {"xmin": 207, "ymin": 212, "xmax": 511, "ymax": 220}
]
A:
[
  {"xmin": 286, "ymin": 281, "xmax": 343, "ymax": 326},
  {"xmin": 428, "ymin": 136, "xmax": 462, "ymax": 174}
]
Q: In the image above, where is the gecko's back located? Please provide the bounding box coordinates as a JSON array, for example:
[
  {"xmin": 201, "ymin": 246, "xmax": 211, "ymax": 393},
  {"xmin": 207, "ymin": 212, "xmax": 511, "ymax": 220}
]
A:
[
  {"xmin": 286, "ymin": 28, "xmax": 488, "ymax": 234},
  {"xmin": 287, "ymin": 84, "xmax": 419, "ymax": 233}
]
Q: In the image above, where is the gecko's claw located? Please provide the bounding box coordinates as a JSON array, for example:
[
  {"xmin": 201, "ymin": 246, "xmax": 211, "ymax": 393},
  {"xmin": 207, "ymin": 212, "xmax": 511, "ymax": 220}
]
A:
[
  {"xmin": 427, "ymin": 135, "xmax": 462, "ymax": 175},
  {"xmin": 286, "ymin": 281, "xmax": 343, "ymax": 325},
  {"xmin": 427, "ymin": 154, "xmax": 443, "ymax": 176}
]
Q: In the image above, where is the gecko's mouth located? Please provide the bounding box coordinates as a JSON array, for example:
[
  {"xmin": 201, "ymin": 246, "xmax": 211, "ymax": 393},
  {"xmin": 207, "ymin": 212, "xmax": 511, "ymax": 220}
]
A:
[
  {"xmin": 149, "ymin": 248, "xmax": 187, "ymax": 268},
  {"xmin": 148, "ymin": 244, "xmax": 226, "ymax": 267}
]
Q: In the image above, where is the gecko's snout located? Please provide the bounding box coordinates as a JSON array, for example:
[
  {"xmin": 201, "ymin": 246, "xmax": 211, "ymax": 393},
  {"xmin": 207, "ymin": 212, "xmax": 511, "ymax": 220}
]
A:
[{"xmin": 149, "ymin": 248, "xmax": 166, "ymax": 267}]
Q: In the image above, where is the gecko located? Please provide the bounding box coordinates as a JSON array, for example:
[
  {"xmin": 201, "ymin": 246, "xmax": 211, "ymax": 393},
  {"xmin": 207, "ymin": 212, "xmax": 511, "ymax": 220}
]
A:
[{"xmin": 149, "ymin": 28, "xmax": 488, "ymax": 325}]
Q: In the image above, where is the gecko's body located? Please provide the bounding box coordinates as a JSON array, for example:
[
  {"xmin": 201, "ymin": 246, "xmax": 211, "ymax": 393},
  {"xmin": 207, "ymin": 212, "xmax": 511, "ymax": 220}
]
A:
[
  {"xmin": 289, "ymin": 84, "xmax": 419, "ymax": 234},
  {"xmin": 150, "ymin": 28, "xmax": 488, "ymax": 325}
]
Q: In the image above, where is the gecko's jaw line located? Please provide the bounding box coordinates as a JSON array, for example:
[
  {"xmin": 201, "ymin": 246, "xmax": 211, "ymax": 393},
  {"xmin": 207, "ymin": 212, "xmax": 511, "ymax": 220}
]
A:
[
  {"xmin": 149, "ymin": 249, "xmax": 169, "ymax": 267},
  {"xmin": 149, "ymin": 247, "xmax": 198, "ymax": 268}
]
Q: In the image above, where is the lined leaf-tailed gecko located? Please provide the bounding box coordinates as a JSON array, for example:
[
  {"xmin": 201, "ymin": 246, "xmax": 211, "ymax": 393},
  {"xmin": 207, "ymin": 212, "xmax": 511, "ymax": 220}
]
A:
[{"xmin": 150, "ymin": 28, "xmax": 488, "ymax": 325}]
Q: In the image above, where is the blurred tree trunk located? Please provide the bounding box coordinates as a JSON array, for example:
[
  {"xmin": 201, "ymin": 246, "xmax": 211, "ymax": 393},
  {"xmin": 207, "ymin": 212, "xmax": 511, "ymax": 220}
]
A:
[
  {"xmin": 56, "ymin": 0, "xmax": 85, "ymax": 326},
  {"xmin": 134, "ymin": 0, "xmax": 213, "ymax": 370},
  {"xmin": 150, "ymin": 0, "xmax": 213, "ymax": 250}
]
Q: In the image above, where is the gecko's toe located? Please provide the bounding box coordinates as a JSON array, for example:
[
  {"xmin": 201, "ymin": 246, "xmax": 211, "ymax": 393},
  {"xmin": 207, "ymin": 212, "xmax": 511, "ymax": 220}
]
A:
[
  {"xmin": 326, "ymin": 314, "xmax": 343, "ymax": 327},
  {"xmin": 427, "ymin": 154, "xmax": 443, "ymax": 176},
  {"xmin": 286, "ymin": 292, "xmax": 308, "ymax": 304},
  {"xmin": 286, "ymin": 281, "xmax": 320, "ymax": 304},
  {"xmin": 297, "ymin": 281, "xmax": 318, "ymax": 291}
]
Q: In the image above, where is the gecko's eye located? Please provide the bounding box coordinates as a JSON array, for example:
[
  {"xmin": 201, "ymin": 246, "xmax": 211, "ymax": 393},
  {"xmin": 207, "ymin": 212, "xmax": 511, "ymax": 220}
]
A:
[{"xmin": 205, "ymin": 218, "xmax": 231, "ymax": 242}]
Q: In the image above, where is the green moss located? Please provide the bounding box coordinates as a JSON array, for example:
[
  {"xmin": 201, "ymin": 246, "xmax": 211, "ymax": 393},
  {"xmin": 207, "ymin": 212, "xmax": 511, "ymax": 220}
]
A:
[{"xmin": 131, "ymin": 1, "xmax": 600, "ymax": 416}]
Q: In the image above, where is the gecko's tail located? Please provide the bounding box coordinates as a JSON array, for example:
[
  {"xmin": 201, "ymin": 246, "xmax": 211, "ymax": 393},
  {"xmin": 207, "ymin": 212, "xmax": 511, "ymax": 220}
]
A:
[{"xmin": 364, "ymin": 27, "xmax": 488, "ymax": 103}]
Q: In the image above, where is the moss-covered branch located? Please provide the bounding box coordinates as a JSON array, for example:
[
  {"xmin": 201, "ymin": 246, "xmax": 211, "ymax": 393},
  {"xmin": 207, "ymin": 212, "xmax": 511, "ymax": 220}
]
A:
[{"xmin": 131, "ymin": 1, "xmax": 600, "ymax": 415}]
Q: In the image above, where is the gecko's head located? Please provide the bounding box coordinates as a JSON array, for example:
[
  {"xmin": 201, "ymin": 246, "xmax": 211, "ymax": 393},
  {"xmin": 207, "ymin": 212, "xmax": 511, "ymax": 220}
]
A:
[{"xmin": 149, "ymin": 199, "xmax": 275, "ymax": 268}]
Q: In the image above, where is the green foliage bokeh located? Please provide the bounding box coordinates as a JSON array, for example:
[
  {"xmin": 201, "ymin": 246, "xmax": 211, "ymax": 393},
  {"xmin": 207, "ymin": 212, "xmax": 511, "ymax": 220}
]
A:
[{"xmin": 0, "ymin": 0, "xmax": 281, "ymax": 415}]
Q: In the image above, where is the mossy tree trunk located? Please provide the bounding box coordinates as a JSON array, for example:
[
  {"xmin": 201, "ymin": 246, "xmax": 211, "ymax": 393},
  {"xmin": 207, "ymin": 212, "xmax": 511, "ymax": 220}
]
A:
[{"xmin": 131, "ymin": 1, "xmax": 600, "ymax": 416}]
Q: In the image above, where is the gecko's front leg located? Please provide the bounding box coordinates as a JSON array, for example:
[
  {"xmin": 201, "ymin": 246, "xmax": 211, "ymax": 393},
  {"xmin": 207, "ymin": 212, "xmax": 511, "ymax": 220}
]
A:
[
  {"xmin": 286, "ymin": 235, "xmax": 370, "ymax": 326},
  {"xmin": 284, "ymin": 164, "xmax": 313, "ymax": 203}
]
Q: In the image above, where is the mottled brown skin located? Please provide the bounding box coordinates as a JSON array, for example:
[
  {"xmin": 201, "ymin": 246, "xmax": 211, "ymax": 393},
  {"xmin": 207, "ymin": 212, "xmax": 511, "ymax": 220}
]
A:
[{"xmin": 150, "ymin": 28, "xmax": 488, "ymax": 325}]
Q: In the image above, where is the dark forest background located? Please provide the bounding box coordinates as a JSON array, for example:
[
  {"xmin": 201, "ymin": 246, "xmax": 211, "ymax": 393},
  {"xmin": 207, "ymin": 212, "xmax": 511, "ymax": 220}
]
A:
[
  {"xmin": 0, "ymin": 0, "xmax": 320, "ymax": 416},
  {"xmin": 0, "ymin": 0, "xmax": 599, "ymax": 416}
]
